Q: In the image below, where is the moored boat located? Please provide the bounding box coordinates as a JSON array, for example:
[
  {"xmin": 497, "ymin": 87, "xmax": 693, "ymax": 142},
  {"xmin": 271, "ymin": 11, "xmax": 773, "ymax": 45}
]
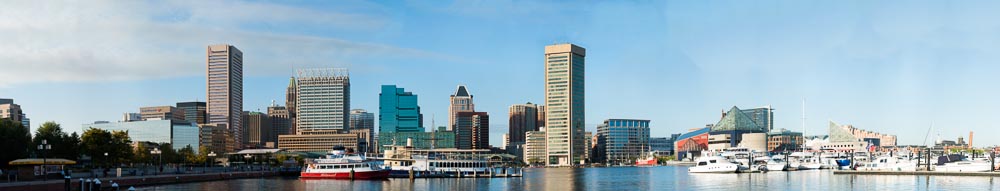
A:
[
  {"xmin": 857, "ymin": 156, "xmax": 916, "ymax": 171},
  {"xmin": 636, "ymin": 156, "xmax": 658, "ymax": 166},
  {"xmin": 935, "ymin": 154, "xmax": 991, "ymax": 172},
  {"xmin": 300, "ymin": 147, "xmax": 389, "ymax": 179},
  {"xmin": 689, "ymin": 156, "xmax": 739, "ymax": 173}
]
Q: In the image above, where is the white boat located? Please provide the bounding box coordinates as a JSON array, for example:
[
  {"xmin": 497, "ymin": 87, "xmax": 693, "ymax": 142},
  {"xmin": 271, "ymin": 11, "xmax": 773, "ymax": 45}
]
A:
[
  {"xmin": 301, "ymin": 147, "xmax": 389, "ymax": 179},
  {"xmin": 791, "ymin": 152, "xmax": 822, "ymax": 170},
  {"xmin": 935, "ymin": 155, "xmax": 991, "ymax": 172},
  {"xmin": 689, "ymin": 156, "xmax": 739, "ymax": 173},
  {"xmin": 766, "ymin": 156, "xmax": 789, "ymax": 171},
  {"xmin": 857, "ymin": 156, "xmax": 917, "ymax": 171},
  {"xmin": 382, "ymin": 153, "xmax": 490, "ymax": 177},
  {"xmin": 798, "ymin": 158, "xmax": 823, "ymax": 170}
]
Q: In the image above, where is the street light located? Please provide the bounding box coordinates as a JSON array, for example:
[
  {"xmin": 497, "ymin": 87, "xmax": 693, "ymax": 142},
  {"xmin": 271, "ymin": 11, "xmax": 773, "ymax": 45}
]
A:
[
  {"xmin": 37, "ymin": 139, "xmax": 51, "ymax": 181},
  {"xmin": 206, "ymin": 152, "xmax": 217, "ymax": 173},
  {"xmin": 151, "ymin": 148, "xmax": 162, "ymax": 174},
  {"xmin": 244, "ymin": 154, "xmax": 252, "ymax": 171}
]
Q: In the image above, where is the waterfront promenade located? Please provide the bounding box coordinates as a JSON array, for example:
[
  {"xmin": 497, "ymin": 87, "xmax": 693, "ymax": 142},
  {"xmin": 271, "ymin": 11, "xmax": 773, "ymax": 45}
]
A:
[{"xmin": 0, "ymin": 169, "xmax": 278, "ymax": 191}]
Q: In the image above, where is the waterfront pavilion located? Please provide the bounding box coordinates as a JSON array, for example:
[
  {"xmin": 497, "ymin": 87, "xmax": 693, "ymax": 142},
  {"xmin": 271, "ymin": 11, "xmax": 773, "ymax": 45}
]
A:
[{"xmin": 7, "ymin": 158, "xmax": 76, "ymax": 181}]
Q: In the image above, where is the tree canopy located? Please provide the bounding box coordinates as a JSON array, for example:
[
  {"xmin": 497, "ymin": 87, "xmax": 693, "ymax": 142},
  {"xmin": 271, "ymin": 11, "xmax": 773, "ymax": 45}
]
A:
[
  {"xmin": 32, "ymin": 121, "xmax": 81, "ymax": 160},
  {"xmin": 0, "ymin": 119, "xmax": 31, "ymax": 168},
  {"xmin": 80, "ymin": 128, "xmax": 133, "ymax": 167}
]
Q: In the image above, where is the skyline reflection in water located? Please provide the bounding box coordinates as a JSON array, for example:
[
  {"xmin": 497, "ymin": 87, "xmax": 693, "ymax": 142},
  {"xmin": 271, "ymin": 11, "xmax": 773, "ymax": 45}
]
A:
[{"xmin": 142, "ymin": 166, "xmax": 1000, "ymax": 191}]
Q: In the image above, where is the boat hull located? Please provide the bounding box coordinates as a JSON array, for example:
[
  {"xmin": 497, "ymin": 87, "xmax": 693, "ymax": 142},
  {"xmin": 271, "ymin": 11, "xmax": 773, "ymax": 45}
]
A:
[
  {"xmin": 799, "ymin": 163, "xmax": 822, "ymax": 170},
  {"xmin": 300, "ymin": 170, "xmax": 390, "ymax": 179},
  {"xmin": 689, "ymin": 165, "xmax": 739, "ymax": 173}
]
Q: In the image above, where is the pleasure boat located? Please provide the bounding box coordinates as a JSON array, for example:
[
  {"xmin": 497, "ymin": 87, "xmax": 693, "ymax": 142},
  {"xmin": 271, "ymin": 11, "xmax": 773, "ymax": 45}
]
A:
[
  {"xmin": 765, "ymin": 156, "xmax": 789, "ymax": 171},
  {"xmin": 689, "ymin": 156, "xmax": 739, "ymax": 173},
  {"xmin": 301, "ymin": 147, "xmax": 389, "ymax": 179},
  {"xmin": 798, "ymin": 157, "xmax": 824, "ymax": 170},
  {"xmin": 936, "ymin": 155, "xmax": 991, "ymax": 172},
  {"xmin": 857, "ymin": 156, "xmax": 917, "ymax": 171},
  {"xmin": 790, "ymin": 152, "xmax": 822, "ymax": 170}
]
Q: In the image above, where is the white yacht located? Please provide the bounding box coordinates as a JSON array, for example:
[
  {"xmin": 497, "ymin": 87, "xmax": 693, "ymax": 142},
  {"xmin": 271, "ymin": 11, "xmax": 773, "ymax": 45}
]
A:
[
  {"xmin": 765, "ymin": 156, "xmax": 789, "ymax": 171},
  {"xmin": 790, "ymin": 152, "xmax": 822, "ymax": 170},
  {"xmin": 857, "ymin": 156, "xmax": 917, "ymax": 171},
  {"xmin": 689, "ymin": 156, "xmax": 739, "ymax": 173},
  {"xmin": 798, "ymin": 157, "xmax": 824, "ymax": 170},
  {"xmin": 935, "ymin": 155, "xmax": 991, "ymax": 172}
]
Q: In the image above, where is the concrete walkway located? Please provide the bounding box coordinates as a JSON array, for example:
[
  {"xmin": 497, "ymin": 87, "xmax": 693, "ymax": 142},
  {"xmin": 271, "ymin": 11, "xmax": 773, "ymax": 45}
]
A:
[{"xmin": 0, "ymin": 170, "xmax": 278, "ymax": 191}]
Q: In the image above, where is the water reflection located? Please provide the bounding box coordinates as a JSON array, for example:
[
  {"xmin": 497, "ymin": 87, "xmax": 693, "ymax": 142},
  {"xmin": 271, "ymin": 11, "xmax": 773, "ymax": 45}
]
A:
[{"xmin": 142, "ymin": 166, "xmax": 1000, "ymax": 191}]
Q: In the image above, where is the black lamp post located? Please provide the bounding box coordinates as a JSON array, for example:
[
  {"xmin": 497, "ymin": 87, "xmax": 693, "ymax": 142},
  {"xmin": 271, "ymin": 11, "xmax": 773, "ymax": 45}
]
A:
[
  {"xmin": 244, "ymin": 154, "xmax": 252, "ymax": 171},
  {"xmin": 206, "ymin": 152, "xmax": 217, "ymax": 173},
  {"xmin": 37, "ymin": 139, "xmax": 51, "ymax": 181},
  {"xmin": 151, "ymin": 148, "xmax": 162, "ymax": 174}
]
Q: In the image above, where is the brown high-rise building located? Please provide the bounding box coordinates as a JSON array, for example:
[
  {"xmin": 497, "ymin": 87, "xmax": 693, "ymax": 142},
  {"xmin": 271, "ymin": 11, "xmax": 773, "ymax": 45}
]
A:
[
  {"xmin": 268, "ymin": 105, "xmax": 292, "ymax": 136},
  {"xmin": 207, "ymin": 44, "xmax": 243, "ymax": 150},
  {"xmin": 455, "ymin": 111, "xmax": 489, "ymax": 149},
  {"xmin": 199, "ymin": 123, "xmax": 231, "ymax": 155},
  {"xmin": 242, "ymin": 111, "xmax": 272, "ymax": 148},
  {"xmin": 448, "ymin": 85, "xmax": 474, "ymax": 131},
  {"xmin": 508, "ymin": 103, "xmax": 539, "ymax": 145},
  {"xmin": 537, "ymin": 105, "xmax": 546, "ymax": 129},
  {"xmin": 139, "ymin": 106, "xmax": 186, "ymax": 121}
]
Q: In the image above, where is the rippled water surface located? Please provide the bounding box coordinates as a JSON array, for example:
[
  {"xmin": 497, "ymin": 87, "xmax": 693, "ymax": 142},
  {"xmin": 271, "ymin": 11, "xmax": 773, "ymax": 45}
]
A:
[{"xmin": 140, "ymin": 166, "xmax": 1000, "ymax": 190}]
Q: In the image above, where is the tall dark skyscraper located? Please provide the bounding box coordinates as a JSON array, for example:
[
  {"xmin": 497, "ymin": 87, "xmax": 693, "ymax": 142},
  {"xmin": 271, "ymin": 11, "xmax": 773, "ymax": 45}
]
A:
[
  {"xmin": 268, "ymin": 105, "xmax": 291, "ymax": 136},
  {"xmin": 177, "ymin": 101, "xmax": 207, "ymax": 124},
  {"xmin": 286, "ymin": 77, "xmax": 297, "ymax": 134},
  {"xmin": 455, "ymin": 111, "xmax": 489, "ymax": 150},
  {"xmin": 206, "ymin": 44, "xmax": 243, "ymax": 150},
  {"xmin": 242, "ymin": 111, "xmax": 272, "ymax": 148}
]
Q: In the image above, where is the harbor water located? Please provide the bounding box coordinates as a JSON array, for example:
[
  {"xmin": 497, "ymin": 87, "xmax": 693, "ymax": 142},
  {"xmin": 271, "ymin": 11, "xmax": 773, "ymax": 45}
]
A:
[{"xmin": 138, "ymin": 166, "xmax": 1000, "ymax": 190}]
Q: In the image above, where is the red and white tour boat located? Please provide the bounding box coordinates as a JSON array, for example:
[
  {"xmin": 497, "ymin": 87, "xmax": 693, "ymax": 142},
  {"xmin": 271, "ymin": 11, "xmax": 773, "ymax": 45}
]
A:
[{"xmin": 300, "ymin": 147, "xmax": 389, "ymax": 179}]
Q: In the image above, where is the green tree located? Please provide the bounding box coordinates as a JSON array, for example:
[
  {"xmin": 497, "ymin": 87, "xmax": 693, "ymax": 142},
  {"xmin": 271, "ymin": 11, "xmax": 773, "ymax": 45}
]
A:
[
  {"xmin": 110, "ymin": 130, "xmax": 133, "ymax": 165},
  {"xmin": 0, "ymin": 119, "xmax": 31, "ymax": 168},
  {"xmin": 192, "ymin": 146, "xmax": 211, "ymax": 164},
  {"xmin": 32, "ymin": 121, "xmax": 81, "ymax": 160},
  {"xmin": 156, "ymin": 143, "xmax": 179, "ymax": 164},
  {"xmin": 81, "ymin": 128, "xmax": 113, "ymax": 167},
  {"xmin": 132, "ymin": 143, "xmax": 152, "ymax": 165},
  {"xmin": 81, "ymin": 128, "xmax": 133, "ymax": 167},
  {"xmin": 179, "ymin": 145, "xmax": 196, "ymax": 164}
]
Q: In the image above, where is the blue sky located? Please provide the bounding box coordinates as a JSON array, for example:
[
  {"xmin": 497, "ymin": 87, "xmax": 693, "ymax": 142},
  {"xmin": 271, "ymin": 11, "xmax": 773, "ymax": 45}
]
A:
[{"xmin": 3, "ymin": 1, "xmax": 1000, "ymax": 147}]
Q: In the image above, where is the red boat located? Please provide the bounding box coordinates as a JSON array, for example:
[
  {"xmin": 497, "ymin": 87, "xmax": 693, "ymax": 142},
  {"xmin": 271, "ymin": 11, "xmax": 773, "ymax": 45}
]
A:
[
  {"xmin": 636, "ymin": 156, "xmax": 658, "ymax": 166},
  {"xmin": 300, "ymin": 147, "xmax": 389, "ymax": 179}
]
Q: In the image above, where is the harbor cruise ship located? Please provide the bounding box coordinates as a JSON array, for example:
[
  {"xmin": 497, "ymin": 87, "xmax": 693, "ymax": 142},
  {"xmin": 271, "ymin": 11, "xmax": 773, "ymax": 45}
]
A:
[{"xmin": 300, "ymin": 146, "xmax": 389, "ymax": 179}]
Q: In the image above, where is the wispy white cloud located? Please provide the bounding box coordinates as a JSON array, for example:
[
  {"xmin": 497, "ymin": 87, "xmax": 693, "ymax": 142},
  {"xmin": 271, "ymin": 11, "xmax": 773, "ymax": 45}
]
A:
[{"xmin": 0, "ymin": 0, "xmax": 449, "ymax": 87}]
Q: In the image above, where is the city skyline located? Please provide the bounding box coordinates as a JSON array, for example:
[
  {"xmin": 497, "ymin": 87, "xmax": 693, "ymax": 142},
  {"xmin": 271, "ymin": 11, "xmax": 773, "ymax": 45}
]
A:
[{"xmin": 6, "ymin": 1, "xmax": 1000, "ymax": 147}]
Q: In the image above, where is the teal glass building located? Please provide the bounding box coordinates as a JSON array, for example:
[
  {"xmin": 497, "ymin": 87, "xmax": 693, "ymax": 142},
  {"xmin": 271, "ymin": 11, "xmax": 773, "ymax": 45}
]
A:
[{"xmin": 379, "ymin": 85, "xmax": 424, "ymax": 133}]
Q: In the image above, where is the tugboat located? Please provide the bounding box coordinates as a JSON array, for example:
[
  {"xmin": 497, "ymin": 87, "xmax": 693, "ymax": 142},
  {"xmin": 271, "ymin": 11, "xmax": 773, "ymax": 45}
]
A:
[{"xmin": 300, "ymin": 146, "xmax": 389, "ymax": 179}]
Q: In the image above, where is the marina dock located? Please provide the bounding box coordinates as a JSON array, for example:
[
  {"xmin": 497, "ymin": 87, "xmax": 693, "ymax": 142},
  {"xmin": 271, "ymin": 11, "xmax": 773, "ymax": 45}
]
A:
[{"xmin": 833, "ymin": 170, "xmax": 1000, "ymax": 176}]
